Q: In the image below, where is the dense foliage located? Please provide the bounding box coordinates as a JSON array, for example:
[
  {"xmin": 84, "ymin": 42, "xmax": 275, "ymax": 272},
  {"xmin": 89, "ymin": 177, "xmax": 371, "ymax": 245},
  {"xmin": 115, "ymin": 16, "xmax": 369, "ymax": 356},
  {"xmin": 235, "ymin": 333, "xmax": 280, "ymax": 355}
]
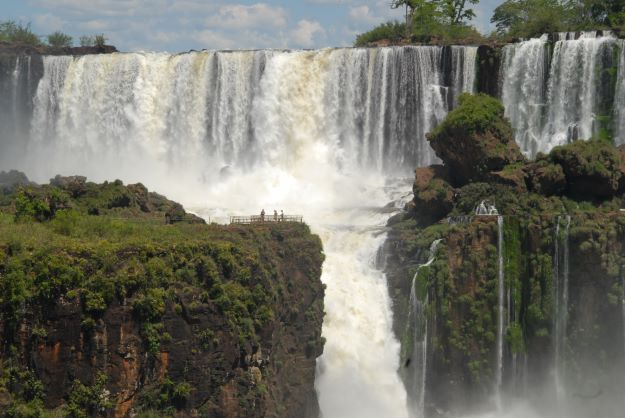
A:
[
  {"xmin": 0, "ymin": 20, "xmax": 106, "ymax": 50},
  {"xmin": 47, "ymin": 31, "xmax": 73, "ymax": 48},
  {"xmin": 0, "ymin": 177, "xmax": 324, "ymax": 416},
  {"xmin": 0, "ymin": 21, "xmax": 40, "ymax": 46},
  {"xmin": 492, "ymin": 0, "xmax": 625, "ymax": 38},
  {"xmin": 429, "ymin": 93, "xmax": 510, "ymax": 138},
  {"xmin": 356, "ymin": 0, "xmax": 483, "ymax": 45}
]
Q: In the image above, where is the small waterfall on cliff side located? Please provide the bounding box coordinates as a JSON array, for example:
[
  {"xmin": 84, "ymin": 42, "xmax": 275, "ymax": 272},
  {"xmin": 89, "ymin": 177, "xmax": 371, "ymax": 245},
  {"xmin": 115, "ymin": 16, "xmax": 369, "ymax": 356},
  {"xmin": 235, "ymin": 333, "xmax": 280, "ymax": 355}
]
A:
[
  {"xmin": 496, "ymin": 215, "xmax": 506, "ymax": 410},
  {"xmin": 405, "ymin": 239, "xmax": 442, "ymax": 418},
  {"xmin": 622, "ymin": 268, "xmax": 625, "ymax": 354},
  {"xmin": 614, "ymin": 40, "xmax": 625, "ymax": 145},
  {"xmin": 0, "ymin": 46, "xmax": 478, "ymax": 418},
  {"xmin": 553, "ymin": 215, "xmax": 571, "ymax": 403},
  {"xmin": 501, "ymin": 32, "xmax": 618, "ymax": 156},
  {"xmin": 0, "ymin": 55, "xmax": 37, "ymax": 166}
]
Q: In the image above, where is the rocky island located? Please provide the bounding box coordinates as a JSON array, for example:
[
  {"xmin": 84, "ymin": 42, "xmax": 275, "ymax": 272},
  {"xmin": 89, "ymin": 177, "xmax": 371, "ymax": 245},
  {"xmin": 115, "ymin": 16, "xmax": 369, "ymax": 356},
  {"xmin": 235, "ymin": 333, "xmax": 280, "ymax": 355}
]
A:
[{"xmin": 386, "ymin": 93, "xmax": 625, "ymax": 417}]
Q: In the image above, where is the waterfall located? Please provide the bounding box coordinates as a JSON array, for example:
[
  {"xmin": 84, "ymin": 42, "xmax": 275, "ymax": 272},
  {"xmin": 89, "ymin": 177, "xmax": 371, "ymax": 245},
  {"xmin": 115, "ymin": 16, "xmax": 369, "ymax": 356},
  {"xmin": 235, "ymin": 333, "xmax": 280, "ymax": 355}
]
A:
[
  {"xmin": 405, "ymin": 239, "xmax": 442, "ymax": 418},
  {"xmin": 622, "ymin": 268, "xmax": 625, "ymax": 354},
  {"xmin": 614, "ymin": 40, "xmax": 625, "ymax": 145},
  {"xmin": 450, "ymin": 46, "xmax": 478, "ymax": 106},
  {"xmin": 0, "ymin": 54, "xmax": 37, "ymax": 167},
  {"xmin": 495, "ymin": 215, "xmax": 505, "ymax": 409},
  {"xmin": 3, "ymin": 47, "xmax": 479, "ymax": 180},
  {"xmin": 0, "ymin": 46, "xmax": 479, "ymax": 418},
  {"xmin": 553, "ymin": 215, "xmax": 571, "ymax": 401},
  {"xmin": 500, "ymin": 32, "xmax": 618, "ymax": 157}
]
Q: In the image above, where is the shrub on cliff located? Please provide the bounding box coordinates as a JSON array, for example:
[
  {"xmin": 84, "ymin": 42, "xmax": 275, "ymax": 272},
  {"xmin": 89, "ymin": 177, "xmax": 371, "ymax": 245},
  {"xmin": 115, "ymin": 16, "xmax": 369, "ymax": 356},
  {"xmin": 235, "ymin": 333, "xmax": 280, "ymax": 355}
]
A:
[
  {"xmin": 355, "ymin": 21, "xmax": 406, "ymax": 46},
  {"xmin": 427, "ymin": 93, "xmax": 524, "ymax": 185},
  {"xmin": 47, "ymin": 31, "xmax": 73, "ymax": 48}
]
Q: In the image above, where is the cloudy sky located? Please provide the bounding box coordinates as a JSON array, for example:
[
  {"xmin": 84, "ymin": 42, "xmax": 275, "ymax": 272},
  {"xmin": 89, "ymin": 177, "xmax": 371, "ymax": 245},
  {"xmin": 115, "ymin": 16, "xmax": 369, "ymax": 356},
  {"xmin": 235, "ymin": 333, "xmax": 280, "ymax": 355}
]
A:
[{"xmin": 4, "ymin": 0, "xmax": 501, "ymax": 52}]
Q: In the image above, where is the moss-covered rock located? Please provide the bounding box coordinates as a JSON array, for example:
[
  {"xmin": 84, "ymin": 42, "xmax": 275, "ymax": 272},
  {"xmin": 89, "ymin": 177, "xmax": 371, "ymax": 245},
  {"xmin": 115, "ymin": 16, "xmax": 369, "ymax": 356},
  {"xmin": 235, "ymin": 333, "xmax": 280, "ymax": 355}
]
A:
[
  {"xmin": 408, "ymin": 165, "xmax": 455, "ymax": 225},
  {"xmin": 0, "ymin": 181, "xmax": 325, "ymax": 417},
  {"xmin": 524, "ymin": 158, "xmax": 566, "ymax": 196},
  {"xmin": 427, "ymin": 93, "xmax": 525, "ymax": 185},
  {"xmin": 549, "ymin": 138, "xmax": 623, "ymax": 200}
]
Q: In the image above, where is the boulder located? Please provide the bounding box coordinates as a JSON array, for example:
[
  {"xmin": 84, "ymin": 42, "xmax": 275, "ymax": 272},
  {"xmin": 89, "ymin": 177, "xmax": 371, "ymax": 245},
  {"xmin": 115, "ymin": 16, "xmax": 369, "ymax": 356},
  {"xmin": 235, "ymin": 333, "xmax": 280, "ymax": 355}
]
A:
[
  {"xmin": 427, "ymin": 93, "xmax": 525, "ymax": 185},
  {"xmin": 50, "ymin": 175, "xmax": 87, "ymax": 198},
  {"xmin": 488, "ymin": 164, "xmax": 527, "ymax": 192},
  {"xmin": 549, "ymin": 138, "xmax": 622, "ymax": 200},
  {"xmin": 524, "ymin": 160, "xmax": 566, "ymax": 196},
  {"xmin": 409, "ymin": 165, "xmax": 455, "ymax": 225}
]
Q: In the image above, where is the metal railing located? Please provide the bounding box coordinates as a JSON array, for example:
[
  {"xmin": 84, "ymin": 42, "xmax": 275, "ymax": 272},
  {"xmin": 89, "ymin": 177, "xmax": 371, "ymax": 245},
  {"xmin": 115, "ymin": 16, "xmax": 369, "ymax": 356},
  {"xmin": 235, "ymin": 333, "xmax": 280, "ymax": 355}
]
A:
[{"xmin": 230, "ymin": 215, "xmax": 304, "ymax": 224}]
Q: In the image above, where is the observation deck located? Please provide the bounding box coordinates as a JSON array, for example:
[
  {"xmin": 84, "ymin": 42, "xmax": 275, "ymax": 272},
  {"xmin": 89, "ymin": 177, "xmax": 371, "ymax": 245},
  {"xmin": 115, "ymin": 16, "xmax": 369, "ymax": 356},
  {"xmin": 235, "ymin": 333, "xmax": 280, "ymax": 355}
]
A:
[{"xmin": 230, "ymin": 215, "xmax": 304, "ymax": 224}]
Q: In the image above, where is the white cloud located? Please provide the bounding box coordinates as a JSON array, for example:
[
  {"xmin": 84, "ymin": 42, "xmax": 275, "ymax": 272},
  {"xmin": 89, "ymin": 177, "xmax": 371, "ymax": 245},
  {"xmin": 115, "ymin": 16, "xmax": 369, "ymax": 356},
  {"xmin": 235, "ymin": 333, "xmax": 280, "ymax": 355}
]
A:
[
  {"xmin": 348, "ymin": 5, "xmax": 381, "ymax": 25},
  {"xmin": 33, "ymin": 13, "xmax": 66, "ymax": 33},
  {"xmin": 207, "ymin": 3, "xmax": 287, "ymax": 29},
  {"xmin": 290, "ymin": 19, "xmax": 325, "ymax": 49}
]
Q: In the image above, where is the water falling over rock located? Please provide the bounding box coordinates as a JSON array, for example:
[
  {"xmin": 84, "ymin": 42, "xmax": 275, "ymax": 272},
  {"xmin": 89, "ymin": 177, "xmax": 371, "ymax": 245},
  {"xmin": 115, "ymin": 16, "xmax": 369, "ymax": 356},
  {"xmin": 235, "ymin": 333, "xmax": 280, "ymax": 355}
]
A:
[
  {"xmin": 0, "ymin": 45, "xmax": 479, "ymax": 418},
  {"xmin": 500, "ymin": 32, "xmax": 618, "ymax": 157},
  {"xmin": 496, "ymin": 215, "xmax": 505, "ymax": 410},
  {"xmin": 405, "ymin": 239, "xmax": 442, "ymax": 418},
  {"xmin": 553, "ymin": 215, "xmax": 571, "ymax": 402}
]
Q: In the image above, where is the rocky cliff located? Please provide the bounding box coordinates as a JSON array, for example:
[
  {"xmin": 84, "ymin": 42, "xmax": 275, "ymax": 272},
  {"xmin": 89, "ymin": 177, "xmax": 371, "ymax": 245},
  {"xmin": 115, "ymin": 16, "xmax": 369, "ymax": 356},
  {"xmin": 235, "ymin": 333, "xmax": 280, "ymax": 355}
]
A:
[
  {"xmin": 386, "ymin": 94, "xmax": 625, "ymax": 417},
  {"xmin": 0, "ymin": 175, "xmax": 325, "ymax": 417}
]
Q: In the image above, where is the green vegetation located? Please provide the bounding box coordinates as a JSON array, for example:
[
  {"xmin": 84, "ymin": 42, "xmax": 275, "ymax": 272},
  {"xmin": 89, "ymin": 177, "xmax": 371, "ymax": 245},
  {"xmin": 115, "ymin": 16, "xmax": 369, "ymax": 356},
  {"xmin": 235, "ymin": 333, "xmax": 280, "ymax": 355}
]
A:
[
  {"xmin": 0, "ymin": 20, "xmax": 108, "ymax": 50},
  {"xmin": 355, "ymin": 21, "xmax": 407, "ymax": 46},
  {"xmin": 47, "ymin": 31, "xmax": 73, "ymax": 48},
  {"xmin": 356, "ymin": 0, "xmax": 483, "ymax": 46},
  {"xmin": 492, "ymin": 0, "xmax": 625, "ymax": 39},
  {"xmin": 79, "ymin": 34, "xmax": 107, "ymax": 48},
  {"xmin": 429, "ymin": 93, "xmax": 511, "ymax": 139},
  {"xmin": 0, "ymin": 175, "xmax": 324, "ymax": 415},
  {"xmin": 0, "ymin": 21, "xmax": 41, "ymax": 45}
]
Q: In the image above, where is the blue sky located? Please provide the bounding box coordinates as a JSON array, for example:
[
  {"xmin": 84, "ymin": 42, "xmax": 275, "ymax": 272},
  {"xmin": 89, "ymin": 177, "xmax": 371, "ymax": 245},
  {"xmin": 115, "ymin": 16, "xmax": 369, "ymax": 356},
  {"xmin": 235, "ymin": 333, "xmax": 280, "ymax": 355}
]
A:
[{"xmin": 3, "ymin": 0, "xmax": 501, "ymax": 52}]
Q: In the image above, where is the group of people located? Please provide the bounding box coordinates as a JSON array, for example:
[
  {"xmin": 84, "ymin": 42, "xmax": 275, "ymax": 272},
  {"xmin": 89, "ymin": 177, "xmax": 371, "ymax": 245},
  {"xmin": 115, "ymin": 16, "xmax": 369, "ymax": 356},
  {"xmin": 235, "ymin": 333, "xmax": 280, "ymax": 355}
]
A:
[{"xmin": 260, "ymin": 209, "xmax": 284, "ymax": 222}]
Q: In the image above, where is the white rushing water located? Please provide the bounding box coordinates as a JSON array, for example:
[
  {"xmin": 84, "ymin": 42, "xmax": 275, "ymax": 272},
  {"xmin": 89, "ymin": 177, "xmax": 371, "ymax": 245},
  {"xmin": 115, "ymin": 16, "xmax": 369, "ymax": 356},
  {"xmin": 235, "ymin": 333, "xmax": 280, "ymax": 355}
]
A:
[
  {"xmin": 405, "ymin": 239, "xmax": 442, "ymax": 418},
  {"xmin": 501, "ymin": 32, "xmax": 619, "ymax": 157},
  {"xmin": 496, "ymin": 215, "xmax": 506, "ymax": 410},
  {"xmin": 0, "ymin": 46, "xmax": 478, "ymax": 418},
  {"xmin": 553, "ymin": 215, "xmax": 571, "ymax": 403}
]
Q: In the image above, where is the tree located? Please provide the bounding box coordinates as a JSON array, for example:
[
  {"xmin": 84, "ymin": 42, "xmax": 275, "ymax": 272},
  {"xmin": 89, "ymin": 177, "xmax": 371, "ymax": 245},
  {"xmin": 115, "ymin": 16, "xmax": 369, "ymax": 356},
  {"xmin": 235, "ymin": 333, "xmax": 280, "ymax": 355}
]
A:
[
  {"xmin": 439, "ymin": 0, "xmax": 480, "ymax": 24},
  {"xmin": 391, "ymin": 0, "xmax": 419, "ymax": 36},
  {"xmin": 47, "ymin": 31, "xmax": 73, "ymax": 48},
  {"xmin": 491, "ymin": 0, "xmax": 571, "ymax": 37},
  {"xmin": 0, "ymin": 20, "xmax": 41, "ymax": 45},
  {"xmin": 79, "ymin": 35, "xmax": 95, "ymax": 47}
]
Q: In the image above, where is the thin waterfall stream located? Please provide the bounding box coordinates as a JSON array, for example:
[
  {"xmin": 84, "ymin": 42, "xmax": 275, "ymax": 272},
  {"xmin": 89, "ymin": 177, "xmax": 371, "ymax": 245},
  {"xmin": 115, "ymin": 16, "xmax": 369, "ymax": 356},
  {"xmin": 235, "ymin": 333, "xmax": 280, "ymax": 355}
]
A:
[
  {"xmin": 495, "ymin": 215, "xmax": 506, "ymax": 410},
  {"xmin": 554, "ymin": 215, "xmax": 571, "ymax": 402},
  {"xmin": 405, "ymin": 239, "xmax": 442, "ymax": 418}
]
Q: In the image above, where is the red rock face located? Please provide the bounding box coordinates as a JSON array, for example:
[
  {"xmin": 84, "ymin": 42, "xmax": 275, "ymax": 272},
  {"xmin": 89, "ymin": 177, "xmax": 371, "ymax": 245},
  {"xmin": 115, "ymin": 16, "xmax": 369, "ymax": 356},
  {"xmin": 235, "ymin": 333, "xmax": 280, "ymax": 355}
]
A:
[{"xmin": 0, "ymin": 224, "xmax": 325, "ymax": 417}]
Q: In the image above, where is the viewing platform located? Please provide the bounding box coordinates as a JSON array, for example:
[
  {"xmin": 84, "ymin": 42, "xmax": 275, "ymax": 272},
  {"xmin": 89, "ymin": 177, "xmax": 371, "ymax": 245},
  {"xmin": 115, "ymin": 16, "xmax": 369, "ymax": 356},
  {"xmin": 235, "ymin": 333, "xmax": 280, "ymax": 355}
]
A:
[{"xmin": 230, "ymin": 215, "xmax": 304, "ymax": 225}]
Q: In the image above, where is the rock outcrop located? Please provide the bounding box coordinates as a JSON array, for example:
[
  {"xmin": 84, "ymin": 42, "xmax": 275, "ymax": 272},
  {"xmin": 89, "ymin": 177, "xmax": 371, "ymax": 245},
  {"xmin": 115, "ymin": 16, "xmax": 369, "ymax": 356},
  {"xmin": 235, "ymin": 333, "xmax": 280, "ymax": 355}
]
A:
[
  {"xmin": 427, "ymin": 93, "xmax": 525, "ymax": 185},
  {"xmin": 388, "ymin": 94, "xmax": 625, "ymax": 417},
  {"xmin": 0, "ymin": 180, "xmax": 325, "ymax": 417}
]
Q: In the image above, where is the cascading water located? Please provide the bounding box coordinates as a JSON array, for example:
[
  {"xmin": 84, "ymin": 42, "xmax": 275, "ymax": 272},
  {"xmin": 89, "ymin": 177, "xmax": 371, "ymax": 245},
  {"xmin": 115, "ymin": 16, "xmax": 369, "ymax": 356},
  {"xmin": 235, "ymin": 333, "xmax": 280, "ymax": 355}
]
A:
[
  {"xmin": 0, "ymin": 46, "xmax": 479, "ymax": 418},
  {"xmin": 405, "ymin": 239, "xmax": 442, "ymax": 418},
  {"xmin": 496, "ymin": 215, "xmax": 505, "ymax": 410},
  {"xmin": 500, "ymin": 32, "xmax": 618, "ymax": 156},
  {"xmin": 622, "ymin": 268, "xmax": 625, "ymax": 354},
  {"xmin": 614, "ymin": 39, "xmax": 625, "ymax": 145},
  {"xmin": 553, "ymin": 215, "xmax": 571, "ymax": 403}
]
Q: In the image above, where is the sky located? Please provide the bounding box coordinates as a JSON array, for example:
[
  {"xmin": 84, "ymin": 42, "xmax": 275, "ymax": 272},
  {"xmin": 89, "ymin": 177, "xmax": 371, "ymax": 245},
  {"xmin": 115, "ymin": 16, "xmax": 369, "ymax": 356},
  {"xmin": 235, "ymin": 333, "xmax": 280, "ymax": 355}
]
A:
[{"xmin": 3, "ymin": 0, "xmax": 501, "ymax": 52}]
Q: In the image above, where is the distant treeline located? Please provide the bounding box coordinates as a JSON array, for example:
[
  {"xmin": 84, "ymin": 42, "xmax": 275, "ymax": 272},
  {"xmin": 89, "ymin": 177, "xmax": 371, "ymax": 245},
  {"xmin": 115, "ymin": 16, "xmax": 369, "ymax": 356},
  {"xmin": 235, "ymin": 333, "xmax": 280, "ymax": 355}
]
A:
[
  {"xmin": 355, "ymin": 0, "xmax": 625, "ymax": 46},
  {"xmin": 0, "ymin": 20, "xmax": 107, "ymax": 48}
]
